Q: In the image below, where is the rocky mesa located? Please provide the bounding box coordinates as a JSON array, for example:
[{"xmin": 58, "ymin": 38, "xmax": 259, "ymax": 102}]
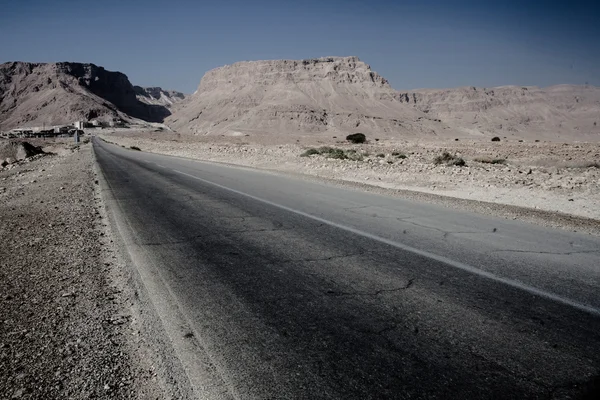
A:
[
  {"xmin": 0, "ymin": 62, "xmax": 174, "ymax": 130},
  {"xmin": 166, "ymin": 56, "xmax": 600, "ymax": 141},
  {"xmin": 165, "ymin": 56, "xmax": 439, "ymax": 137}
]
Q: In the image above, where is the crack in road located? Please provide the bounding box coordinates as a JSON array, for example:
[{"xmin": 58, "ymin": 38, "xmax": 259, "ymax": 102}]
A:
[
  {"xmin": 396, "ymin": 217, "xmax": 485, "ymax": 238},
  {"xmin": 344, "ymin": 205, "xmax": 395, "ymax": 220},
  {"xmin": 326, "ymin": 279, "xmax": 414, "ymax": 297},
  {"xmin": 280, "ymin": 252, "xmax": 367, "ymax": 264}
]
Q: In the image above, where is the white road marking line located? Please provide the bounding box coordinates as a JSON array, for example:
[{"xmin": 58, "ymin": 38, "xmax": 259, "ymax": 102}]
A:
[{"xmin": 172, "ymin": 168, "xmax": 600, "ymax": 317}]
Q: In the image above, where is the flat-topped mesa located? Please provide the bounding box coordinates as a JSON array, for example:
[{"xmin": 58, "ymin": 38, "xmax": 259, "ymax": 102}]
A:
[
  {"xmin": 166, "ymin": 56, "xmax": 431, "ymax": 136},
  {"xmin": 167, "ymin": 56, "xmax": 600, "ymax": 139},
  {"xmin": 198, "ymin": 56, "xmax": 391, "ymax": 92}
]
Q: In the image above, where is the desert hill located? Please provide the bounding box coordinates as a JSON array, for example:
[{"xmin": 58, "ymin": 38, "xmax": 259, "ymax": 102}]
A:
[
  {"xmin": 166, "ymin": 56, "xmax": 600, "ymax": 141},
  {"xmin": 396, "ymin": 85, "xmax": 600, "ymax": 140},
  {"xmin": 0, "ymin": 62, "xmax": 173, "ymax": 130},
  {"xmin": 165, "ymin": 57, "xmax": 441, "ymax": 137},
  {"xmin": 2, "ymin": 58, "xmax": 598, "ymax": 140}
]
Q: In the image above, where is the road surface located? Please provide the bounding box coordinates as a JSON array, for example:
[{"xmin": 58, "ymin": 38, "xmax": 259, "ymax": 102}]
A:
[{"xmin": 94, "ymin": 138, "xmax": 600, "ymax": 399}]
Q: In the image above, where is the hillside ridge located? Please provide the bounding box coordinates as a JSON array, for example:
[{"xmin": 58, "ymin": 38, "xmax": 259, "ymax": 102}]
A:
[
  {"xmin": 166, "ymin": 56, "xmax": 600, "ymax": 140},
  {"xmin": 0, "ymin": 61, "xmax": 172, "ymax": 129}
]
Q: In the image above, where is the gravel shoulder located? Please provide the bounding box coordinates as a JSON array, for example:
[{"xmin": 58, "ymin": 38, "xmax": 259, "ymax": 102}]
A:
[
  {"xmin": 0, "ymin": 140, "xmax": 161, "ymax": 399},
  {"xmin": 98, "ymin": 131, "xmax": 600, "ymax": 236}
]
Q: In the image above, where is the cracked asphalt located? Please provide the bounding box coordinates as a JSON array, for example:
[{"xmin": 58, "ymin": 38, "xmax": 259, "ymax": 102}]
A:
[{"xmin": 94, "ymin": 138, "xmax": 600, "ymax": 399}]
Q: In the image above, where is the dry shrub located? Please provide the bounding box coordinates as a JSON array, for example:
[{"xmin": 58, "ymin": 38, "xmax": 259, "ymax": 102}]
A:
[{"xmin": 434, "ymin": 152, "xmax": 466, "ymax": 166}]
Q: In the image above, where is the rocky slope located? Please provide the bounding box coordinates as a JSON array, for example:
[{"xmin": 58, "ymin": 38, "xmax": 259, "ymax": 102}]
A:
[
  {"xmin": 134, "ymin": 86, "xmax": 186, "ymax": 108},
  {"xmin": 397, "ymin": 85, "xmax": 600, "ymax": 140},
  {"xmin": 167, "ymin": 56, "xmax": 600, "ymax": 141},
  {"xmin": 166, "ymin": 56, "xmax": 441, "ymax": 137},
  {"xmin": 0, "ymin": 62, "xmax": 171, "ymax": 129}
]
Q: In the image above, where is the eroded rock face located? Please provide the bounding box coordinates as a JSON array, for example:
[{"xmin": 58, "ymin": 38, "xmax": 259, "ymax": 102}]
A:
[
  {"xmin": 0, "ymin": 62, "xmax": 172, "ymax": 129},
  {"xmin": 166, "ymin": 56, "xmax": 432, "ymax": 136},
  {"xmin": 167, "ymin": 56, "xmax": 600, "ymax": 140},
  {"xmin": 396, "ymin": 85, "xmax": 600, "ymax": 139},
  {"xmin": 134, "ymin": 86, "xmax": 186, "ymax": 108}
]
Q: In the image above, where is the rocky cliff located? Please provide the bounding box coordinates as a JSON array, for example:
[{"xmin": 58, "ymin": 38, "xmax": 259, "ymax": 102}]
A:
[
  {"xmin": 134, "ymin": 86, "xmax": 186, "ymax": 108},
  {"xmin": 165, "ymin": 57, "xmax": 439, "ymax": 137},
  {"xmin": 0, "ymin": 62, "xmax": 171, "ymax": 129}
]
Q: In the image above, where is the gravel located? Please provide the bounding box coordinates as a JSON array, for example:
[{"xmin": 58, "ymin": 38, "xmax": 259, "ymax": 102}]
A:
[{"xmin": 0, "ymin": 141, "xmax": 160, "ymax": 399}]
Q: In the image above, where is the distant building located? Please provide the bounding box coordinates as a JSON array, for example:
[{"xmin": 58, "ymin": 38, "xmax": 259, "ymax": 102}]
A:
[
  {"xmin": 74, "ymin": 121, "xmax": 84, "ymax": 130},
  {"xmin": 54, "ymin": 126, "xmax": 70, "ymax": 134}
]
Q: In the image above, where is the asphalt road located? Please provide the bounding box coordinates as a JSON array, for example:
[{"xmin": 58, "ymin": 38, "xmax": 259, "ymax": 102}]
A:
[{"xmin": 94, "ymin": 138, "xmax": 600, "ymax": 399}]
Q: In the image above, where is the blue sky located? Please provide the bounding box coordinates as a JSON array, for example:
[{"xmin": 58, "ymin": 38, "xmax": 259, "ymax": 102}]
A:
[{"xmin": 1, "ymin": 0, "xmax": 598, "ymax": 93}]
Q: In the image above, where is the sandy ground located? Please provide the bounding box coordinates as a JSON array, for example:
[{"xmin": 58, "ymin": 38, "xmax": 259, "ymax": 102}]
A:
[
  {"xmin": 98, "ymin": 131, "xmax": 600, "ymax": 225},
  {"xmin": 0, "ymin": 139, "xmax": 161, "ymax": 399}
]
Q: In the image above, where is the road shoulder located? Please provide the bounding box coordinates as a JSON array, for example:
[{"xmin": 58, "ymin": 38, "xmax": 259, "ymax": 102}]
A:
[{"xmin": 0, "ymin": 142, "xmax": 161, "ymax": 398}]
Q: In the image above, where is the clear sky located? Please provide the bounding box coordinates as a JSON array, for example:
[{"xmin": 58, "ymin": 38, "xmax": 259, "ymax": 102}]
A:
[{"xmin": 1, "ymin": 0, "xmax": 598, "ymax": 93}]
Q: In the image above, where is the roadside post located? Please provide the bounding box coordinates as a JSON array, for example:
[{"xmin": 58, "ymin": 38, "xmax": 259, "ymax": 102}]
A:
[{"xmin": 75, "ymin": 131, "xmax": 80, "ymax": 143}]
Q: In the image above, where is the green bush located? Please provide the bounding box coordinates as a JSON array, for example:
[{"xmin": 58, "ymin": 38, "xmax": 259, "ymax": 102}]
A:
[{"xmin": 346, "ymin": 133, "xmax": 366, "ymax": 144}]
